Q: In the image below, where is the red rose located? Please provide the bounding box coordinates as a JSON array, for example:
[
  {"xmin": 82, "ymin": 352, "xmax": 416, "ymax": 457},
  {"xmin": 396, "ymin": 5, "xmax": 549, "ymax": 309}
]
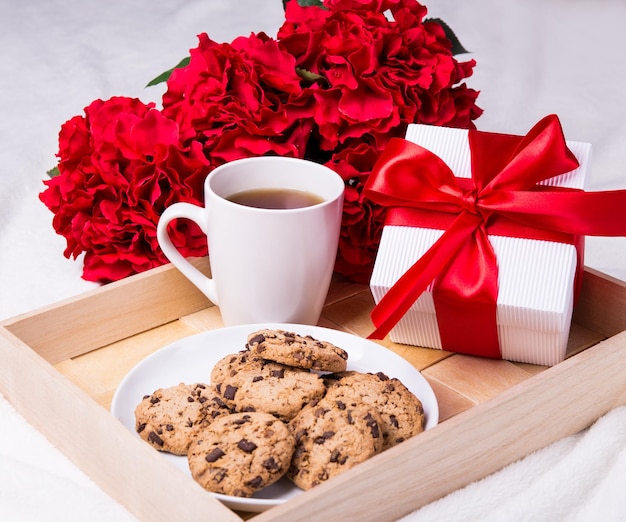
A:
[
  {"xmin": 162, "ymin": 32, "xmax": 315, "ymax": 167},
  {"xmin": 40, "ymin": 96, "xmax": 210, "ymax": 283}
]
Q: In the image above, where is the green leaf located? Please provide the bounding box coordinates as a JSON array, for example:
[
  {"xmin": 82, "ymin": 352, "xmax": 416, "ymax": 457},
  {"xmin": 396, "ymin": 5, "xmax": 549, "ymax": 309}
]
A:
[
  {"xmin": 425, "ymin": 17, "xmax": 469, "ymax": 55},
  {"xmin": 283, "ymin": 0, "xmax": 327, "ymax": 10},
  {"xmin": 296, "ymin": 67, "xmax": 326, "ymax": 83},
  {"xmin": 145, "ymin": 56, "xmax": 191, "ymax": 87},
  {"xmin": 47, "ymin": 166, "xmax": 60, "ymax": 178}
]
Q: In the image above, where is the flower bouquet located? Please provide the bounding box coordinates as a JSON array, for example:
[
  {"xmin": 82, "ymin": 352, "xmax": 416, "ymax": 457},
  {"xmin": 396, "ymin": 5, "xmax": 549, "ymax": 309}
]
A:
[{"xmin": 40, "ymin": 0, "xmax": 482, "ymax": 284}]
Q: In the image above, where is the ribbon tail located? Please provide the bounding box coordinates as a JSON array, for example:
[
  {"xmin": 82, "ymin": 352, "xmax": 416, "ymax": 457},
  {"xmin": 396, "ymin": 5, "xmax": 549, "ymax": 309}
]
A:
[
  {"xmin": 368, "ymin": 212, "xmax": 481, "ymax": 340},
  {"xmin": 482, "ymin": 189, "xmax": 626, "ymax": 236}
]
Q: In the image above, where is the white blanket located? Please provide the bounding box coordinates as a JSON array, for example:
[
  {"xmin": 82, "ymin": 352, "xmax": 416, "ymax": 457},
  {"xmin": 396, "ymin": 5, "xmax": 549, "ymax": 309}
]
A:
[{"xmin": 1, "ymin": 1, "xmax": 625, "ymax": 520}]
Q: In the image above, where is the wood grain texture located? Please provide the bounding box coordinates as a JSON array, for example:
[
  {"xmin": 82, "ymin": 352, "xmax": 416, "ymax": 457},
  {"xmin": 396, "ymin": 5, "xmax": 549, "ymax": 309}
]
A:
[
  {"xmin": 253, "ymin": 331, "xmax": 626, "ymax": 522},
  {"xmin": 0, "ymin": 326, "xmax": 240, "ymax": 522},
  {"xmin": 0, "ymin": 265, "xmax": 624, "ymax": 521},
  {"xmin": 2, "ymin": 259, "xmax": 212, "ymax": 364}
]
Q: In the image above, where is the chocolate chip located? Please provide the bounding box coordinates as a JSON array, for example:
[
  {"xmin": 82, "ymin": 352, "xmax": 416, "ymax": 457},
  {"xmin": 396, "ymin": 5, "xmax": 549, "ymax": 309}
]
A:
[
  {"xmin": 335, "ymin": 400, "xmax": 346, "ymax": 410},
  {"xmin": 263, "ymin": 456, "xmax": 280, "ymax": 472},
  {"xmin": 214, "ymin": 469, "xmax": 227, "ymax": 483},
  {"xmin": 249, "ymin": 333, "xmax": 265, "ymax": 345},
  {"xmin": 205, "ymin": 447, "xmax": 225, "ymax": 463},
  {"xmin": 330, "ymin": 450, "xmax": 348, "ymax": 465},
  {"xmin": 147, "ymin": 431, "xmax": 164, "ymax": 447},
  {"xmin": 237, "ymin": 439, "xmax": 258, "ymax": 453},
  {"xmin": 317, "ymin": 470, "xmax": 329, "ymax": 481},
  {"xmin": 314, "ymin": 431, "xmax": 335, "ymax": 444},
  {"xmin": 245, "ymin": 476, "xmax": 263, "ymax": 489},
  {"xmin": 150, "ymin": 396, "xmax": 160, "ymax": 405},
  {"xmin": 137, "ymin": 423, "xmax": 146, "ymax": 433},
  {"xmin": 314, "ymin": 406, "xmax": 327, "ymax": 418},
  {"xmin": 294, "ymin": 429, "xmax": 308, "ymax": 443},
  {"xmin": 271, "ymin": 369, "xmax": 285, "ymax": 379},
  {"xmin": 223, "ymin": 384, "xmax": 237, "ymax": 400},
  {"xmin": 365, "ymin": 413, "xmax": 381, "ymax": 438},
  {"xmin": 252, "ymin": 376, "xmax": 264, "ymax": 382},
  {"xmin": 212, "ymin": 396, "xmax": 225, "ymax": 406},
  {"xmin": 165, "ymin": 424, "xmax": 174, "ymax": 431},
  {"xmin": 187, "ymin": 396, "xmax": 195, "ymax": 402},
  {"xmin": 294, "ymin": 447, "xmax": 308, "ymax": 466},
  {"xmin": 390, "ymin": 414, "xmax": 399, "ymax": 428}
]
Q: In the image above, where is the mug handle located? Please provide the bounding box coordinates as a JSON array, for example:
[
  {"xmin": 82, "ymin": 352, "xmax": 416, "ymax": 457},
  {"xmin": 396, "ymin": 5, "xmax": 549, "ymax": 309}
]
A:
[{"xmin": 156, "ymin": 202, "xmax": 219, "ymax": 305}]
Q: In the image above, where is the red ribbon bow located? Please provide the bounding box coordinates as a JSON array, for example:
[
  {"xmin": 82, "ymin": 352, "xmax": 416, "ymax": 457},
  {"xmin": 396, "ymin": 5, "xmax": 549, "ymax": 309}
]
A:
[{"xmin": 365, "ymin": 115, "xmax": 626, "ymax": 357}]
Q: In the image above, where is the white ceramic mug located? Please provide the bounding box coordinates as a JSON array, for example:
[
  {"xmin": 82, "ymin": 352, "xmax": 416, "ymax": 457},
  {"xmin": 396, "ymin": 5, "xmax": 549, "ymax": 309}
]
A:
[{"xmin": 157, "ymin": 156, "xmax": 345, "ymax": 326}]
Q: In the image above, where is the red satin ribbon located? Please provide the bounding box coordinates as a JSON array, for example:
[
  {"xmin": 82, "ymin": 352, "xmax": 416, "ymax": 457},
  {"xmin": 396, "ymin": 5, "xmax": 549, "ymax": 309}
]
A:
[{"xmin": 365, "ymin": 114, "xmax": 626, "ymax": 357}]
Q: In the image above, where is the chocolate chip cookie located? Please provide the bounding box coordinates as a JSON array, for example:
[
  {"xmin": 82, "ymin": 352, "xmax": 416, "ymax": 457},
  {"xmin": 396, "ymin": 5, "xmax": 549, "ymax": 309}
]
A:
[
  {"xmin": 212, "ymin": 354, "xmax": 326, "ymax": 422},
  {"xmin": 324, "ymin": 371, "xmax": 424, "ymax": 449},
  {"xmin": 287, "ymin": 395, "xmax": 384, "ymax": 490},
  {"xmin": 210, "ymin": 350, "xmax": 261, "ymax": 384},
  {"xmin": 134, "ymin": 382, "xmax": 232, "ymax": 455},
  {"xmin": 187, "ymin": 412, "xmax": 295, "ymax": 497},
  {"xmin": 246, "ymin": 329, "xmax": 349, "ymax": 372}
]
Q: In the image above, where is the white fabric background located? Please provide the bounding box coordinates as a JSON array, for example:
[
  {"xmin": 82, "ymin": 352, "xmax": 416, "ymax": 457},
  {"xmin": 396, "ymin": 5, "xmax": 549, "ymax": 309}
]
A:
[{"xmin": 1, "ymin": 1, "xmax": 625, "ymax": 520}]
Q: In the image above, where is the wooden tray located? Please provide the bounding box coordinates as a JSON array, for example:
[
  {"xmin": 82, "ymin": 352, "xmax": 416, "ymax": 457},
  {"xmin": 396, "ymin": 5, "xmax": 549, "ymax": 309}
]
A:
[{"xmin": 1, "ymin": 258, "xmax": 626, "ymax": 521}]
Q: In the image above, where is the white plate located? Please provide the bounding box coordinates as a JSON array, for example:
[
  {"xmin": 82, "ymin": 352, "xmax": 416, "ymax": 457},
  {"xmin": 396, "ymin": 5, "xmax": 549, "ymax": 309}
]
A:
[{"xmin": 111, "ymin": 323, "xmax": 439, "ymax": 513}]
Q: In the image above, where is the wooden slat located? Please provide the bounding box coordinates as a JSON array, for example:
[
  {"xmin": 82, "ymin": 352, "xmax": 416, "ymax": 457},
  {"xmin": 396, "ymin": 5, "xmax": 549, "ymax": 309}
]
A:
[
  {"xmin": 55, "ymin": 320, "xmax": 203, "ymax": 409},
  {"xmin": 422, "ymin": 354, "xmax": 534, "ymax": 403},
  {"xmin": 422, "ymin": 376, "xmax": 476, "ymax": 421},
  {"xmin": 573, "ymin": 267, "xmax": 626, "ymax": 336},
  {"xmin": 2, "ymin": 259, "xmax": 212, "ymax": 364}
]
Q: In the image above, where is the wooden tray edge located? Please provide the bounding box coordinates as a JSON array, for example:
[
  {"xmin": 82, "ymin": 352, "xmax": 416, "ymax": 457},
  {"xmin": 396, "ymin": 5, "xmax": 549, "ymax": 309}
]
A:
[
  {"xmin": 1, "ymin": 262, "xmax": 625, "ymax": 521},
  {"xmin": 254, "ymin": 330, "xmax": 626, "ymax": 521}
]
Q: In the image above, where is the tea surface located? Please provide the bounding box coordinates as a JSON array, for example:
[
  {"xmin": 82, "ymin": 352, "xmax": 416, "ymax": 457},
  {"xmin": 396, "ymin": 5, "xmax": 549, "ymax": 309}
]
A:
[{"xmin": 226, "ymin": 188, "xmax": 324, "ymax": 209}]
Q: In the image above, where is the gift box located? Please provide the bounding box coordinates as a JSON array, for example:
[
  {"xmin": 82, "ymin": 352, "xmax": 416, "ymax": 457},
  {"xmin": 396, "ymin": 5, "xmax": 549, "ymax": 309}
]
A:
[{"xmin": 368, "ymin": 116, "xmax": 593, "ymax": 366}]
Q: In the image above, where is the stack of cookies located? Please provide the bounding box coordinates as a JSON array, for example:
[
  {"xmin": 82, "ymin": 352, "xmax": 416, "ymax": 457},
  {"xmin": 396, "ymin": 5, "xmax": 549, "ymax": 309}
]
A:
[{"xmin": 134, "ymin": 328, "xmax": 425, "ymax": 498}]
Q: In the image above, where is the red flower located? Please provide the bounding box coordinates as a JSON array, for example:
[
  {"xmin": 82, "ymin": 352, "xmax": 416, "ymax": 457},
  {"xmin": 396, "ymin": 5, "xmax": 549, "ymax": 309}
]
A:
[
  {"xmin": 41, "ymin": 2, "xmax": 483, "ymax": 285},
  {"xmin": 40, "ymin": 96, "xmax": 210, "ymax": 283},
  {"xmin": 278, "ymin": 0, "xmax": 481, "ymax": 279},
  {"xmin": 278, "ymin": 0, "xmax": 481, "ymax": 153},
  {"xmin": 325, "ymin": 137, "xmax": 390, "ymax": 283},
  {"xmin": 162, "ymin": 32, "xmax": 315, "ymax": 167}
]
